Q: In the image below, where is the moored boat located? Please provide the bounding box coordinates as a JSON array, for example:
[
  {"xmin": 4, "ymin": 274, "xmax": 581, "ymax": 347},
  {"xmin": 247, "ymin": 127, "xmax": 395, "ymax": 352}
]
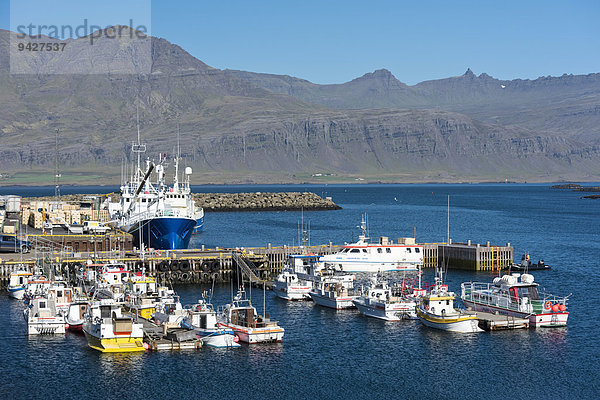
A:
[
  {"xmin": 217, "ymin": 288, "xmax": 284, "ymax": 344},
  {"xmin": 461, "ymin": 273, "xmax": 569, "ymax": 328},
  {"xmin": 183, "ymin": 295, "xmax": 240, "ymax": 348},
  {"xmin": 7, "ymin": 269, "xmax": 32, "ymax": 300},
  {"xmin": 272, "ymin": 255, "xmax": 320, "ymax": 300},
  {"xmin": 108, "ymin": 138, "xmax": 200, "ymax": 250},
  {"xmin": 416, "ymin": 273, "xmax": 482, "ymax": 333},
  {"xmin": 320, "ymin": 215, "xmax": 423, "ymax": 273},
  {"xmin": 353, "ymin": 274, "xmax": 422, "ymax": 320},
  {"xmin": 24, "ymin": 296, "xmax": 66, "ymax": 335},
  {"xmin": 83, "ymin": 300, "xmax": 145, "ymax": 353},
  {"xmin": 65, "ymin": 300, "xmax": 89, "ymax": 332},
  {"xmin": 309, "ymin": 271, "xmax": 357, "ymax": 309}
]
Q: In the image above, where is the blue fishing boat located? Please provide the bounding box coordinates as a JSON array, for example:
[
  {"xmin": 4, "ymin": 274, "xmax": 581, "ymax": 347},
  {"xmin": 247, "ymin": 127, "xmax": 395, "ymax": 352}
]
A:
[{"xmin": 109, "ymin": 127, "xmax": 203, "ymax": 250}]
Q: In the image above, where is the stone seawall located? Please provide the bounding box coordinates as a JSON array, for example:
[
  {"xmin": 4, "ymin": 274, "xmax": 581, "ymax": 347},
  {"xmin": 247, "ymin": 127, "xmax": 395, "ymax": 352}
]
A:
[
  {"xmin": 193, "ymin": 192, "xmax": 341, "ymax": 212},
  {"xmin": 21, "ymin": 192, "xmax": 342, "ymax": 212}
]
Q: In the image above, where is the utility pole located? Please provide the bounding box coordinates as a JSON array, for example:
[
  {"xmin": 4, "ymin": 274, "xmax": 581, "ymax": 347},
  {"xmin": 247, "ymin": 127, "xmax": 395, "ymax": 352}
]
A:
[{"xmin": 54, "ymin": 128, "xmax": 61, "ymax": 202}]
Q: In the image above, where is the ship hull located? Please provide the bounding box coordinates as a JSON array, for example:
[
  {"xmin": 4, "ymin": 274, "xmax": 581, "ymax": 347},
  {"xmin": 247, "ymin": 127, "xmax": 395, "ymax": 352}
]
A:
[
  {"xmin": 127, "ymin": 217, "xmax": 195, "ymax": 250},
  {"xmin": 193, "ymin": 213, "xmax": 205, "ymax": 234}
]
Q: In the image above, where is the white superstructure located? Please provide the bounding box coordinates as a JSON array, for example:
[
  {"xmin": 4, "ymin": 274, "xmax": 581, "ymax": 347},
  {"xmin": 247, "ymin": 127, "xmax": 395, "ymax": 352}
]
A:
[
  {"xmin": 461, "ymin": 273, "xmax": 569, "ymax": 328},
  {"xmin": 320, "ymin": 216, "xmax": 423, "ymax": 273}
]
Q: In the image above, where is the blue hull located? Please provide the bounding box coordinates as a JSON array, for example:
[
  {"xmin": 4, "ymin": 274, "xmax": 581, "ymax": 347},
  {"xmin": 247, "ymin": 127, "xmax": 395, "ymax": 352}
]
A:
[
  {"xmin": 129, "ymin": 217, "xmax": 195, "ymax": 250},
  {"xmin": 193, "ymin": 215, "xmax": 204, "ymax": 234}
]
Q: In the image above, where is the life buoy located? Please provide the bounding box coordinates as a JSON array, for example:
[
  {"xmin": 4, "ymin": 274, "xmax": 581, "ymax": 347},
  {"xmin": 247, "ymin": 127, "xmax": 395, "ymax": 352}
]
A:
[
  {"xmin": 544, "ymin": 301, "xmax": 552, "ymax": 310},
  {"xmin": 155, "ymin": 250, "xmax": 162, "ymax": 257}
]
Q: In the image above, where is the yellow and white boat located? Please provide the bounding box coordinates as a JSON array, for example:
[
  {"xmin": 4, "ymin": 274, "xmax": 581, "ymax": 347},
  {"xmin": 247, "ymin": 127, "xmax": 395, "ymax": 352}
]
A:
[
  {"xmin": 416, "ymin": 275, "xmax": 482, "ymax": 333},
  {"xmin": 83, "ymin": 300, "xmax": 145, "ymax": 353},
  {"xmin": 125, "ymin": 274, "xmax": 159, "ymax": 319}
]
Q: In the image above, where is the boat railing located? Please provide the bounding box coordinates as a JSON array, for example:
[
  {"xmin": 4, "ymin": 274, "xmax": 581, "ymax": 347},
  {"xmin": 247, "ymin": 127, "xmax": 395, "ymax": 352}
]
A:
[{"xmin": 125, "ymin": 208, "xmax": 193, "ymax": 224}]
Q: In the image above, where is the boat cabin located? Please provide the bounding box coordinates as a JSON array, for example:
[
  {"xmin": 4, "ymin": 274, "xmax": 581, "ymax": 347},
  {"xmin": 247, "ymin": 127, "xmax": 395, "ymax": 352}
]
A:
[
  {"xmin": 29, "ymin": 297, "xmax": 58, "ymax": 319},
  {"xmin": 9, "ymin": 270, "xmax": 32, "ymax": 288}
]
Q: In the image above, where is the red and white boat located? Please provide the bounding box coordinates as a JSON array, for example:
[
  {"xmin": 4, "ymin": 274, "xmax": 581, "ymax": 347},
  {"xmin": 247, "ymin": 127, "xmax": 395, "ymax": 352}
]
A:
[
  {"xmin": 461, "ymin": 273, "xmax": 569, "ymax": 328},
  {"xmin": 65, "ymin": 300, "xmax": 89, "ymax": 332},
  {"xmin": 320, "ymin": 216, "xmax": 423, "ymax": 273},
  {"xmin": 218, "ymin": 288, "xmax": 284, "ymax": 343}
]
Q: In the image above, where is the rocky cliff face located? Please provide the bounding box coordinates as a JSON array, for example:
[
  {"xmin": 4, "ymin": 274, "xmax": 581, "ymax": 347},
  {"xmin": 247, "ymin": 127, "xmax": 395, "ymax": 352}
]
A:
[{"xmin": 0, "ymin": 28, "xmax": 599, "ymax": 183}]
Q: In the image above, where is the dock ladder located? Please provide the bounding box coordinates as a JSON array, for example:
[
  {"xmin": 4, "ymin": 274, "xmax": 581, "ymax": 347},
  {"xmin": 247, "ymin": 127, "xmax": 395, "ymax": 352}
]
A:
[{"xmin": 231, "ymin": 251, "xmax": 263, "ymax": 283}]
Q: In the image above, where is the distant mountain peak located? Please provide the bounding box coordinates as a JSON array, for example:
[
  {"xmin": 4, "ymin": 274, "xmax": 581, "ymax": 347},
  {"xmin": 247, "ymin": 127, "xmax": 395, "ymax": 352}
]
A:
[{"xmin": 464, "ymin": 68, "xmax": 476, "ymax": 78}]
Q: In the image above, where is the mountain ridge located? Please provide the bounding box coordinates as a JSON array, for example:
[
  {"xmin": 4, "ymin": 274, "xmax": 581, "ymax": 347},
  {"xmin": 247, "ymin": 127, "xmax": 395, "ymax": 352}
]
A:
[{"xmin": 0, "ymin": 28, "xmax": 599, "ymax": 184}]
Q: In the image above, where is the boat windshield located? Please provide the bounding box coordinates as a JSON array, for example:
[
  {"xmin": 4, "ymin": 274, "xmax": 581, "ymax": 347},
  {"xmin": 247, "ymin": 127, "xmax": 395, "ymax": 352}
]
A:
[{"xmin": 517, "ymin": 286, "xmax": 540, "ymax": 301}]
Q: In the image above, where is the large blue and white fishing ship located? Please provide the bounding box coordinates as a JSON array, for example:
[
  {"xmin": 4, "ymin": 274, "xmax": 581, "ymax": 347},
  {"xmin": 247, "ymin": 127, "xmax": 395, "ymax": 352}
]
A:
[{"xmin": 108, "ymin": 131, "xmax": 204, "ymax": 250}]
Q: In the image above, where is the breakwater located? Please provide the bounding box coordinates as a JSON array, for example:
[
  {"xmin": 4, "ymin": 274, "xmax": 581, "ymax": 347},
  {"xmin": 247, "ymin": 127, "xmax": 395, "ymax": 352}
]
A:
[
  {"xmin": 21, "ymin": 191, "xmax": 341, "ymax": 212},
  {"xmin": 193, "ymin": 192, "xmax": 341, "ymax": 212}
]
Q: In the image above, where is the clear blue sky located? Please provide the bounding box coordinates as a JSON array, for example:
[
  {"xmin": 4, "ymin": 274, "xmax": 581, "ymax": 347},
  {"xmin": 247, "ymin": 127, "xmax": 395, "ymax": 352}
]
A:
[{"xmin": 1, "ymin": 0, "xmax": 599, "ymax": 85}]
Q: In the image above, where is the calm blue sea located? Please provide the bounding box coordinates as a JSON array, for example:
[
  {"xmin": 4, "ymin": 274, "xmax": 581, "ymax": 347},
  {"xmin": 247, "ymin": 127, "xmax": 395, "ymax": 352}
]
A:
[{"xmin": 0, "ymin": 184, "xmax": 598, "ymax": 399}]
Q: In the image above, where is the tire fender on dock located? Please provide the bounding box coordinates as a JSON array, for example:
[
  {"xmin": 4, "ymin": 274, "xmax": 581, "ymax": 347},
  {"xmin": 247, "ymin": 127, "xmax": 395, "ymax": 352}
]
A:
[
  {"xmin": 179, "ymin": 260, "xmax": 191, "ymax": 272},
  {"xmin": 210, "ymin": 260, "xmax": 220, "ymax": 273}
]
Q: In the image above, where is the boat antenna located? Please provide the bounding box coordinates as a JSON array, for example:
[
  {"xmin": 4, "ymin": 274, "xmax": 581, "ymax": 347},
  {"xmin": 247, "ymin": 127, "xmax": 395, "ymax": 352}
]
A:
[{"xmin": 447, "ymin": 195, "xmax": 450, "ymax": 245}]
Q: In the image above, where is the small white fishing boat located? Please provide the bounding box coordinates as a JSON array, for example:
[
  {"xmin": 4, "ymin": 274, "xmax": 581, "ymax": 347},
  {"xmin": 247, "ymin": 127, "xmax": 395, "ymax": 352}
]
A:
[
  {"xmin": 320, "ymin": 215, "xmax": 424, "ymax": 273},
  {"xmin": 7, "ymin": 269, "xmax": 32, "ymax": 300},
  {"xmin": 461, "ymin": 273, "xmax": 569, "ymax": 328},
  {"xmin": 83, "ymin": 300, "xmax": 145, "ymax": 352},
  {"xmin": 218, "ymin": 287, "xmax": 284, "ymax": 344},
  {"xmin": 416, "ymin": 275, "xmax": 482, "ymax": 333},
  {"xmin": 273, "ymin": 255, "xmax": 320, "ymax": 300},
  {"xmin": 182, "ymin": 294, "xmax": 240, "ymax": 348},
  {"xmin": 152, "ymin": 287, "xmax": 186, "ymax": 327},
  {"xmin": 23, "ymin": 296, "xmax": 66, "ymax": 335},
  {"xmin": 353, "ymin": 274, "xmax": 423, "ymax": 320},
  {"xmin": 309, "ymin": 272, "xmax": 357, "ymax": 309}
]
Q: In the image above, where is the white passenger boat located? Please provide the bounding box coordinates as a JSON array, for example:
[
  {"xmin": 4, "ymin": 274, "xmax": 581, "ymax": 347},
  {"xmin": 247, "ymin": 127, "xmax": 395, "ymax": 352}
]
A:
[
  {"xmin": 83, "ymin": 300, "xmax": 145, "ymax": 353},
  {"xmin": 309, "ymin": 272, "xmax": 357, "ymax": 309},
  {"xmin": 23, "ymin": 296, "xmax": 66, "ymax": 335},
  {"xmin": 218, "ymin": 288, "xmax": 284, "ymax": 344},
  {"xmin": 7, "ymin": 269, "xmax": 32, "ymax": 300},
  {"xmin": 182, "ymin": 295, "xmax": 240, "ymax": 348},
  {"xmin": 353, "ymin": 274, "xmax": 423, "ymax": 320},
  {"xmin": 461, "ymin": 273, "xmax": 569, "ymax": 328},
  {"xmin": 416, "ymin": 274, "xmax": 482, "ymax": 333},
  {"xmin": 320, "ymin": 216, "xmax": 423, "ymax": 273},
  {"xmin": 272, "ymin": 254, "xmax": 321, "ymax": 300}
]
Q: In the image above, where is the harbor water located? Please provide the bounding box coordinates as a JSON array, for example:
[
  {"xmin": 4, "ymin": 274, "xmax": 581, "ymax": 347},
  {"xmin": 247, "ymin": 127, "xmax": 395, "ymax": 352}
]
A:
[{"xmin": 1, "ymin": 184, "xmax": 599, "ymax": 399}]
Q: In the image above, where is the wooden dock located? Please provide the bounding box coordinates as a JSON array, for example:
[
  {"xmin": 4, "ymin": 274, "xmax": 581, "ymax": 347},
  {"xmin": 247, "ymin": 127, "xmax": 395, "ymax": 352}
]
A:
[
  {"xmin": 0, "ymin": 243, "xmax": 341, "ymax": 288},
  {"xmin": 136, "ymin": 314, "xmax": 203, "ymax": 351},
  {"xmin": 476, "ymin": 312, "xmax": 530, "ymax": 331}
]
